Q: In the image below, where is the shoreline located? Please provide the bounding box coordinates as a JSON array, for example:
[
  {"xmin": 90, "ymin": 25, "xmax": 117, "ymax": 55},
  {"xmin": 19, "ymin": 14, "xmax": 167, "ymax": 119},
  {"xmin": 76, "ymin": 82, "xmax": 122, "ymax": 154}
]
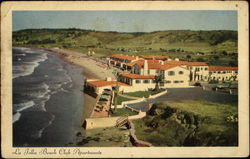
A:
[
  {"xmin": 43, "ymin": 48, "xmax": 115, "ymax": 122},
  {"xmin": 14, "ymin": 46, "xmax": 115, "ymax": 120},
  {"xmin": 45, "ymin": 48, "xmax": 115, "ymax": 79}
]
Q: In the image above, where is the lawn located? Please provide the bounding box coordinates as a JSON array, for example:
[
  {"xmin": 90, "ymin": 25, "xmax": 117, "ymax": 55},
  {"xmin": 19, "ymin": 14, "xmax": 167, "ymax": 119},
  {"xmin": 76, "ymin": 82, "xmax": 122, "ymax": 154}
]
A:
[
  {"xmin": 115, "ymin": 95, "xmax": 133, "ymax": 105},
  {"xmin": 110, "ymin": 108, "xmax": 138, "ymax": 117},
  {"xmin": 133, "ymin": 100, "xmax": 238, "ymax": 146},
  {"xmin": 124, "ymin": 89, "xmax": 165, "ymax": 98}
]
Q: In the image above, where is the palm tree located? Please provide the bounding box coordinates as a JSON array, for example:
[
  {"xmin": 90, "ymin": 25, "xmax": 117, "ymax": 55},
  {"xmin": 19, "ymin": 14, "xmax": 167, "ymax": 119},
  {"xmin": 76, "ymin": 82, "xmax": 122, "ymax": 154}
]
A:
[
  {"xmin": 112, "ymin": 72, "xmax": 121, "ymax": 113},
  {"xmin": 154, "ymin": 74, "xmax": 164, "ymax": 91},
  {"xmin": 112, "ymin": 84, "xmax": 120, "ymax": 113}
]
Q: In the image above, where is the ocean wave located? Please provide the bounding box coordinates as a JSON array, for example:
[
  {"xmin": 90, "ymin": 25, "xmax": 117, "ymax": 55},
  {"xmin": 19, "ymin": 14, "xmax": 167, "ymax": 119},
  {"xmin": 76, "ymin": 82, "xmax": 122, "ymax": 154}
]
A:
[
  {"xmin": 13, "ymin": 52, "xmax": 48, "ymax": 79},
  {"xmin": 13, "ymin": 112, "xmax": 21, "ymax": 123},
  {"xmin": 31, "ymin": 114, "xmax": 55, "ymax": 139},
  {"xmin": 13, "ymin": 100, "xmax": 35, "ymax": 112},
  {"xmin": 30, "ymin": 83, "xmax": 51, "ymax": 98}
]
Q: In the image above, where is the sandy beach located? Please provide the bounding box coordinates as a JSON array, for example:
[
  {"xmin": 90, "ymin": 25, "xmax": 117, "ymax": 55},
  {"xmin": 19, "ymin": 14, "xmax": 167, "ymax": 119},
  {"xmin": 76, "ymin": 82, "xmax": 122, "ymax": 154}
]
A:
[{"xmin": 47, "ymin": 48, "xmax": 115, "ymax": 79}]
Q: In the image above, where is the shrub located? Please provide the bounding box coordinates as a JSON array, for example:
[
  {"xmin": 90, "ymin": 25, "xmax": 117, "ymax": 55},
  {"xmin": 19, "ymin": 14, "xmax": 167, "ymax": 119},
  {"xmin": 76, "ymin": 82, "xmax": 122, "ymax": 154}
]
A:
[{"xmin": 208, "ymin": 80, "xmax": 219, "ymax": 84}]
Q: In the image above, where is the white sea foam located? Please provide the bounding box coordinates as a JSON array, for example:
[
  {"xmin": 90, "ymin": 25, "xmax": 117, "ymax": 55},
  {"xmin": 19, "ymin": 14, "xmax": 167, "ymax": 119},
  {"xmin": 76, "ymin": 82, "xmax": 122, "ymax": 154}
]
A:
[
  {"xmin": 14, "ymin": 100, "xmax": 35, "ymax": 112},
  {"xmin": 13, "ymin": 52, "xmax": 48, "ymax": 79},
  {"xmin": 15, "ymin": 53, "xmax": 26, "ymax": 56},
  {"xmin": 31, "ymin": 114, "xmax": 55, "ymax": 139},
  {"xmin": 13, "ymin": 112, "xmax": 21, "ymax": 123},
  {"xmin": 29, "ymin": 83, "xmax": 51, "ymax": 98}
]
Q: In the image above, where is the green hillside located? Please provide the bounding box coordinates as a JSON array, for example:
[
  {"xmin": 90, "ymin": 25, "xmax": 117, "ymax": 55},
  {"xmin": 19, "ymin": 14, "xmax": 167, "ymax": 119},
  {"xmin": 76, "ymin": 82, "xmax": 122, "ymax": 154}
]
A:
[
  {"xmin": 13, "ymin": 29, "xmax": 238, "ymax": 66},
  {"xmin": 133, "ymin": 100, "xmax": 238, "ymax": 146}
]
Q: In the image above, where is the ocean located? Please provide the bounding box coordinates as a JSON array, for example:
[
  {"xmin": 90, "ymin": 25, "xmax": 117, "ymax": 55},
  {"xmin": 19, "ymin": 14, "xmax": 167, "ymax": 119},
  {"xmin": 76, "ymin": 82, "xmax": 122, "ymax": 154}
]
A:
[{"xmin": 13, "ymin": 47, "xmax": 85, "ymax": 147}]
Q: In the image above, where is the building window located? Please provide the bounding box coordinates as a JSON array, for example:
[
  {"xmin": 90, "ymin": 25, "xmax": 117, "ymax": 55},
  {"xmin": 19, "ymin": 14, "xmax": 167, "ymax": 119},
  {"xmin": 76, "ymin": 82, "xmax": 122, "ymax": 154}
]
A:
[
  {"xmin": 165, "ymin": 81, "xmax": 171, "ymax": 83},
  {"xmin": 180, "ymin": 81, "xmax": 184, "ymax": 83},
  {"xmin": 201, "ymin": 68, "xmax": 203, "ymax": 70},
  {"xmin": 160, "ymin": 82, "xmax": 164, "ymax": 86},
  {"xmin": 143, "ymin": 80, "xmax": 149, "ymax": 83},
  {"xmin": 235, "ymin": 71, "xmax": 238, "ymax": 73},
  {"xmin": 223, "ymin": 71, "xmax": 226, "ymax": 74},
  {"xmin": 174, "ymin": 81, "xmax": 179, "ymax": 83},
  {"xmin": 156, "ymin": 70, "xmax": 159, "ymax": 73},
  {"xmin": 152, "ymin": 80, "xmax": 156, "ymax": 83},
  {"xmin": 135, "ymin": 80, "xmax": 141, "ymax": 84},
  {"xmin": 179, "ymin": 71, "xmax": 184, "ymax": 75},
  {"xmin": 168, "ymin": 71, "xmax": 175, "ymax": 76},
  {"xmin": 205, "ymin": 67, "xmax": 208, "ymax": 70}
]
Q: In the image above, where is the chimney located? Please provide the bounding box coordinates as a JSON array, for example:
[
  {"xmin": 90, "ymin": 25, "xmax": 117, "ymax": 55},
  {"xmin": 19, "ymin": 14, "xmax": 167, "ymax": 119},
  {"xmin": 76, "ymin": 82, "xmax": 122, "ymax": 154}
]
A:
[
  {"xmin": 143, "ymin": 60, "xmax": 148, "ymax": 75},
  {"xmin": 106, "ymin": 77, "xmax": 112, "ymax": 81},
  {"xmin": 160, "ymin": 60, "xmax": 164, "ymax": 65},
  {"xmin": 175, "ymin": 58, "xmax": 179, "ymax": 61},
  {"xmin": 136, "ymin": 56, "xmax": 139, "ymax": 60},
  {"xmin": 167, "ymin": 59, "xmax": 172, "ymax": 61}
]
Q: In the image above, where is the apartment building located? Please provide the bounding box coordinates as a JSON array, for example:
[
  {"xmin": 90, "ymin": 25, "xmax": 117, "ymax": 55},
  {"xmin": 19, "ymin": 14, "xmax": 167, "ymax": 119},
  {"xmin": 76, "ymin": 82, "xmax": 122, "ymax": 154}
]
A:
[{"xmin": 208, "ymin": 66, "xmax": 238, "ymax": 81}]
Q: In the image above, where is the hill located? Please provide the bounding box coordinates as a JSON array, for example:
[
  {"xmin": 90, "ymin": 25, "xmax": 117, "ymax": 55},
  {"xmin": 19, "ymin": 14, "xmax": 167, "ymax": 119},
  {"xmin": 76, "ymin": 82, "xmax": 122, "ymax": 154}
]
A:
[
  {"xmin": 133, "ymin": 100, "xmax": 238, "ymax": 146},
  {"xmin": 13, "ymin": 29, "xmax": 238, "ymax": 66}
]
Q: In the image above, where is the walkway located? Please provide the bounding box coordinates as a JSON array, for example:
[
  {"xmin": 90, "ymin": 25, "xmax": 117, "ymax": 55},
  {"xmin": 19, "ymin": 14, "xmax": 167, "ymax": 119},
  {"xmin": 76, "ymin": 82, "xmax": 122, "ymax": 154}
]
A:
[{"xmin": 126, "ymin": 87, "xmax": 238, "ymax": 112}]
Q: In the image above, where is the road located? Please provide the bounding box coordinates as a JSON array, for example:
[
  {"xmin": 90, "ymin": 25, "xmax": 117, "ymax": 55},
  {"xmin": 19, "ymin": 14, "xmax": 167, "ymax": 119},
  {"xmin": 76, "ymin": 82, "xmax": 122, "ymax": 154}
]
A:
[{"xmin": 126, "ymin": 87, "xmax": 238, "ymax": 112}]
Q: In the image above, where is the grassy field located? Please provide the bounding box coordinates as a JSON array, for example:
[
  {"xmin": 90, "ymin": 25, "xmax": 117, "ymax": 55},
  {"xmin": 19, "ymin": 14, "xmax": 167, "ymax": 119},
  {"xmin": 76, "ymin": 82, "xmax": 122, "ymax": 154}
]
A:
[
  {"xmin": 124, "ymin": 89, "xmax": 165, "ymax": 98},
  {"xmin": 13, "ymin": 29, "xmax": 238, "ymax": 66},
  {"xmin": 115, "ymin": 95, "xmax": 133, "ymax": 105},
  {"xmin": 133, "ymin": 100, "xmax": 238, "ymax": 146},
  {"xmin": 110, "ymin": 108, "xmax": 138, "ymax": 117}
]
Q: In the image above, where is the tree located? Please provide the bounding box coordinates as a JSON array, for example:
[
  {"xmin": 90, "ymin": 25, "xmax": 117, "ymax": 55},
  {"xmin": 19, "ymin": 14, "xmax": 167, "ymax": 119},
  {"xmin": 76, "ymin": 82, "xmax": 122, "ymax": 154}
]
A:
[
  {"xmin": 213, "ymin": 55, "xmax": 220, "ymax": 61},
  {"xmin": 196, "ymin": 57, "xmax": 205, "ymax": 62},
  {"xmin": 154, "ymin": 75, "xmax": 164, "ymax": 91},
  {"xmin": 112, "ymin": 73, "xmax": 121, "ymax": 113},
  {"xmin": 186, "ymin": 55, "xmax": 192, "ymax": 61},
  {"xmin": 112, "ymin": 84, "xmax": 120, "ymax": 113}
]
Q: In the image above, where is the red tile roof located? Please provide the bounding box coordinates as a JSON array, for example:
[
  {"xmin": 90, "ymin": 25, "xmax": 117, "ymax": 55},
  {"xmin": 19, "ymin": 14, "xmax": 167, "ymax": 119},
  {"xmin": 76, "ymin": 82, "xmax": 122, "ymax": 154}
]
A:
[
  {"xmin": 209, "ymin": 66, "xmax": 238, "ymax": 71},
  {"xmin": 121, "ymin": 73, "xmax": 155, "ymax": 79},
  {"xmin": 110, "ymin": 54, "xmax": 136, "ymax": 61},
  {"xmin": 164, "ymin": 61, "xmax": 208, "ymax": 66},
  {"xmin": 186, "ymin": 62, "xmax": 208, "ymax": 66},
  {"xmin": 142, "ymin": 56, "xmax": 170, "ymax": 60},
  {"xmin": 87, "ymin": 80, "xmax": 130, "ymax": 87}
]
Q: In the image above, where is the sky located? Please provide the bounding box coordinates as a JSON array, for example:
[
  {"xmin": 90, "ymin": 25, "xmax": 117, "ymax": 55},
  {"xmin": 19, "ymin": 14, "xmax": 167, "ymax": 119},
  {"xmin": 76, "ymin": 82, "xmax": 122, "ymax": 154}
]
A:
[{"xmin": 13, "ymin": 10, "xmax": 237, "ymax": 32}]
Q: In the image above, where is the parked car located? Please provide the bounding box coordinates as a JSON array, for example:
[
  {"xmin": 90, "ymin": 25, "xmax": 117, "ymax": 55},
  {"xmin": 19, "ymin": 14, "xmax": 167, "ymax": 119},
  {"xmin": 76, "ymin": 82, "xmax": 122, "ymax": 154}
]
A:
[{"xmin": 194, "ymin": 82, "xmax": 202, "ymax": 87}]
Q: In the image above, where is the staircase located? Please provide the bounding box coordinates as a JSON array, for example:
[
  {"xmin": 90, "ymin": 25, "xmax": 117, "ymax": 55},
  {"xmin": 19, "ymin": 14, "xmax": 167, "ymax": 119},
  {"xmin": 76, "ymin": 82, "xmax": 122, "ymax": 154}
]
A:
[{"xmin": 116, "ymin": 116, "xmax": 128, "ymax": 127}]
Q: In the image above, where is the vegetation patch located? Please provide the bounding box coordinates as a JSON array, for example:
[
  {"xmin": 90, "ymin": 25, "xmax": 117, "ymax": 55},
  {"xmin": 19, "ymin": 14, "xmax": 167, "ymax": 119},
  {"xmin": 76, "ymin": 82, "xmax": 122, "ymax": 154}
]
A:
[
  {"xmin": 115, "ymin": 95, "xmax": 133, "ymax": 105},
  {"xmin": 79, "ymin": 127, "xmax": 132, "ymax": 147},
  {"xmin": 133, "ymin": 100, "xmax": 238, "ymax": 146},
  {"xmin": 110, "ymin": 108, "xmax": 138, "ymax": 117},
  {"xmin": 13, "ymin": 29, "xmax": 237, "ymax": 66},
  {"xmin": 124, "ymin": 89, "xmax": 164, "ymax": 98}
]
